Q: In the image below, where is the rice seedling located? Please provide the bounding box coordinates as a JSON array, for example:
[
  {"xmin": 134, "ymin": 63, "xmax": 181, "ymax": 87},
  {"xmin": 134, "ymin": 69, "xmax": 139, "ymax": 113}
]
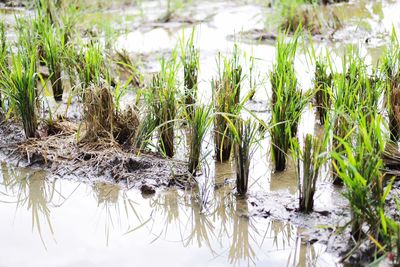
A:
[
  {"xmin": 186, "ymin": 104, "xmax": 213, "ymax": 175},
  {"xmin": 114, "ymin": 49, "xmax": 143, "ymax": 87},
  {"xmin": 212, "ymin": 45, "xmax": 243, "ymax": 162},
  {"xmin": 381, "ymin": 201, "xmax": 400, "ymax": 265},
  {"xmin": 382, "ymin": 32, "xmax": 400, "ymax": 141},
  {"xmin": 134, "ymin": 88, "xmax": 158, "ymax": 151},
  {"xmin": 147, "ymin": 54, "xmax": 179, "ymax": 157},
  {"xmin": 0, "ymin": 21, "xmax": 6, "ymax": 67},
  {"xmin": 158, "ymin": 0, "xmax": 186, "ymax": 23},
  {"xmin": 279, "ymin": 1, "xmax": 322, "ymax": 34},
  {"xmin": 248, "ymin": 55, "xmax": 257, "ymax": 101},
  {"xmin": 331, "ymin": 114, "xmax": 386, "ymax": 239},
  {"xmin": 74, "ymin": 42, "xmax": 109, "ymax": 95},
  {"xmin": 233, "ymin": 118, "xmax": 259, "ymax": 196},
  {"xmin": 291, "ymin": 132, "xmax": 326, "ymax": 212},
  {"xmin": 180, "ymin": 29, "xmax": 199, "ymax": 119},
  {"xmin": 15, "ymin": 18, "xmax": 37, "ymax": 60},
  {"xmin": 59, "ymin": 3, "xmax": 78, "ymax": 44},
  {"xmin": 313, "ymin": 57, "xmax": 332, "ymax": 125},
  {"xmin": 35, "ymin": 0, "xmax": 56, "ymax": 25},
  {"xmin": 267, "ymin": 0, "xmax": 342, "ymax": 37},
  {"xmin": 331, "ymin": 49, "xmax": 382, "ymax": 184},
  {"xmin": 269, "ymin": 32, "xmax": 309, "ymax": 172},
  {"xmin": 0, "ymin": 21, "xmax": 7, "ymax": 109},
  {"xmin": 40, "ymin": 21, "xmax": 66, "ymax": 101},
  {"xmin": 0, "ymin": 52, "xmax": 39, "ymax": 138}
]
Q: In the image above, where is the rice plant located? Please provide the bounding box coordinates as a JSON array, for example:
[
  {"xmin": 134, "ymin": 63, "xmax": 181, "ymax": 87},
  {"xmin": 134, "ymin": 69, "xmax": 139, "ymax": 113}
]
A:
[
  {"xmin": 40, "ymin": 21, "xmax": 66, "ymax": 101},
  {"xmin": 280, "ymin": 2, "xmax": 322, "ymax": 34},
  {"xmin": 148, "ymin": 55, "xmax": 179, "ymax": 158},
  {"xmin": 186, "ymin": 104, "xmax": 213, "ymax": 175},
  {"xmin": 314, "ymin": 57, "xmax": 332, "ymax": 125},
  {"xmin": 134, "ymin": 87, "xmax": 158, "ymax": 151},
  {"xmin": 15, "ymin": 18, "xmax": 37, "ymax": 62},
  {"xmin": 0, "ymin": 21, "xmax": 6, "ymax": 68},
  {"xmin": 0, "ymin": 21, "xmax": 7, "ymax": 109},
  {"xmin": 269, "ymin": 32, "xmax": 309, "ymax": 172},
  {"xmin": 331, "ymin": 49, "xmax": 381, "ymax": 184},
  {"xmin": 74, "ymin": 42, "xmax": 109, "ymax": 95},
  {"xmin": 114, "ymin": 49, "xmax": 143, "ymax": 87},
  {"xmin": 233, "ymin": 118, "xmax": 259, "ymax": 196},
  {"xmin": 332, "ymin": 114, "xmax": 386, "ymax": 239},
  {"xmin": 180, "ymin": 30, "xmax": 199, "ymax": 119},
  {"xmin": 382, "ymin": 32, "xmax": 400, "ymax": 141},
  {"xmin": 380, "ymin": 201, "xmax": 400, "ymax": 265},
  {"xmin": 212, "ymin": 45, "xmax": 243, "ymax": 162},
  {"xmin": 291, "ymin": 133, "xmax": 326, "ymax": 212},
  {"xmin": 0, "ymin": 52, "xmax": 39, "ymax": 138}
]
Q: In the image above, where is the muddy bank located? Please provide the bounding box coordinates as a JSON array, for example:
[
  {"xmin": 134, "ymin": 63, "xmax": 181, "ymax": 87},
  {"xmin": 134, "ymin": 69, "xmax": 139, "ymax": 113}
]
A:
[{"xmin": 0, "ymin": 120, "xmax": 192, "ymax": 195}]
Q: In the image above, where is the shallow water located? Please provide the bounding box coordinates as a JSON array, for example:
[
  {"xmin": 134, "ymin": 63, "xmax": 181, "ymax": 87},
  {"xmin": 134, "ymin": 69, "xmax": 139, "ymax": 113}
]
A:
[
  {"xmin": 1, "ymin": 0, "xmax": 400, "ymax": 266},
  {"xmin": 0, "ymin": 164, "xmax": 338, "ymax": 267}
]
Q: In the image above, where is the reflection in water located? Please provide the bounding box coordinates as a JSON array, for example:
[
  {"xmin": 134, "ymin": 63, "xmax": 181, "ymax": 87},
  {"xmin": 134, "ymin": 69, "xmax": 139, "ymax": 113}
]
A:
[
  {"xmin": 229, "ymin": 200, "xmax": 256, "ymax": 267},
  {"xmin": 0, "ymin": 164, "xmax": 56, "ymax": 248},
  {"xmin": 93, "ymin": 182, "xmax": 121, "ymax": 245},
  {"xmin": 0, "ymin": 164, "xmax": 337, "ymax": 267}
]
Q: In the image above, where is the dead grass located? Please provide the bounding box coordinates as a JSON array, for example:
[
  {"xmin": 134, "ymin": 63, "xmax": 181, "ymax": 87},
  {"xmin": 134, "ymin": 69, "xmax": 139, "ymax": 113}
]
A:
[
  {"xmin": 0, "ymin": 118, "xmax": 191, "ymax": 190},
  {"xmin": 80, "ymin": 83, "xmax": 139, "ymax": 148}
]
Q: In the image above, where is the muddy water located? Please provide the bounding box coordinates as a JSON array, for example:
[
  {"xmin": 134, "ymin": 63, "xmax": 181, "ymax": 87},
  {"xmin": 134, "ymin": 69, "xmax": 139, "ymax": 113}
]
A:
[
  {"xmin": 0, "ymin": 164, "xmax": 338, "ymax": 267},
  {"xmin": 1, "ymin": 0, "xmax": 399, "ymax": 266}
]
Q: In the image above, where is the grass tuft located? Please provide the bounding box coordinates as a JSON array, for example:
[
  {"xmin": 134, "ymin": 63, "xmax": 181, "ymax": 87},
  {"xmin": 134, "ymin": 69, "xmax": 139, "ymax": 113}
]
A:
[
  {"xmin": 269, "ymin": 32, "xmax": 309, "ymax": 172},
  {"xmin": 186, "ymin": 104, "xmax": 213, "ymax": 175},
  {"xmin": 212, "ymin": 45, "xmax": 243, "ymax": 162},
  {"xmin": 0, "ymin": 52, "xmax": 39, "ymax": 138}
]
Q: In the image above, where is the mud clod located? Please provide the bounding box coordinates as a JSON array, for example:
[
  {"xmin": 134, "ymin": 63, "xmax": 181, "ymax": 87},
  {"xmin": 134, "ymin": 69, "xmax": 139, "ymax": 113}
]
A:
[{"xmin": 140, "ymin": 184, "xmax": 156, "ymax": 195}]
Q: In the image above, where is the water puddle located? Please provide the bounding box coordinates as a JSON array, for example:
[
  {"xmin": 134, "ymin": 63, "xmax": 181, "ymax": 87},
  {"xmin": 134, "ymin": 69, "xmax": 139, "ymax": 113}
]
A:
[{"xmin": 0, "ymin": 164, "xmax": 338, "ymax": 267}]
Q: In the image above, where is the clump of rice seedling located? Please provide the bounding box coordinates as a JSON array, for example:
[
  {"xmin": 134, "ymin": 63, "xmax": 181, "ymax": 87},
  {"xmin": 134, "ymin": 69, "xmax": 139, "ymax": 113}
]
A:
[
  {"xmin": 0, "ymin": 21, "xmax": 6, "ymax": 67},
  {"xmin": 233, "ymin": 118, "xmax": 259, "ymax": 196},
  {"xmin": 380, "ymin": 201, "xmax": 400, "ymax": 265},
  {"xmin": 180, "ymin": 30, "xmax": 199, "ymax": 119},
  {"xmin": 280, "ymin": 2, "xmax": 322, "ymax": 35},
  {"xmin": 331, "ymin": 49, "xmax": 382, "ymax": 184},
  {"xmin": 269, "ymin": 32, "xmax": 309, "ymax": 172},
  {"xmin": 382, "ymin": 32, "xmax": 400, "ymax": 141},
  {"xmin": 248, "ymin": 55, "xmax": 257, "ymax": 101},
  {"xmin": 0, "ymin": 52, "xmax": 39, "ymax": 138},
  {"xmin": 269, "ymin": 0, "xmax": 342, "ymax": 36},
  {"xmin": 134, "ymin": 87, "xmax": 158, "ymax": 151},
  {"xmin": 313, "ymin": 58, "xmax": 332, "ymax": 125},
  {"xmin": 291, "ymin": 133, "xmax": 326, "ymax": 212},
  {"xmin": 186, "ymin": 104, "xmax": 213, "ymax": 175},
  {"xmin": 332, "ymin": 114, "xmax": 386, "ymax": 239},
  {"xmin": 0, "ymin": 21, "xmax": 7, "ymax": 109},
  {"xmin": 15, "ymin": 18, "xmax": 37, "ymax": 62},
  {"xmin": 40, "ymin": 21, "xmax": 66, "ymax": 101},
  {"xmin": 212, "ymin": 45, "xmax": 243, "ymax": 162},
  {"xmin": 71, "ymin": 42, "xmax": 108, "ymax": 94},
  {"xmin": 114, "ymin": 49, "xmax": 143, "ymax": 87},
  {"xmin": 148, "ymin": 55, "xmax": 179, "ymax": 157}
]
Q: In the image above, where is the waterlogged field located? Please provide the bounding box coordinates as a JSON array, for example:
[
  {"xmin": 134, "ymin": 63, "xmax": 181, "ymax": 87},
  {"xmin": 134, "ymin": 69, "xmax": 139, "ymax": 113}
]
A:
[{"xmin": 0, "ymin": 0, "xmax": 400, "ymax": 266}]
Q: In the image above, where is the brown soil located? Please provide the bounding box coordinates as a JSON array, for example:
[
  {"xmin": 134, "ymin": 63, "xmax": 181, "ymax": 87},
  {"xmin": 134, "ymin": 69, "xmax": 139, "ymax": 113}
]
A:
[{"xmin": 0, "ymin": 119, "xmax": 193, "ymax": 192}]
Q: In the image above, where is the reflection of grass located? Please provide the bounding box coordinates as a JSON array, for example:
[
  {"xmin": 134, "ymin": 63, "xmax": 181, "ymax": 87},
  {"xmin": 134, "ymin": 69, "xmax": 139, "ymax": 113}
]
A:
[
  {"xmin": 0, "ymin": 166, "xmax": 55, "ymax": 248},
  {"xmin": 229, "ymin": 200, "xmax": 257, "ymax": 266},
  {"xmin": 93, "ymin": 183, "xmax": 144, "ymax": 245}
]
